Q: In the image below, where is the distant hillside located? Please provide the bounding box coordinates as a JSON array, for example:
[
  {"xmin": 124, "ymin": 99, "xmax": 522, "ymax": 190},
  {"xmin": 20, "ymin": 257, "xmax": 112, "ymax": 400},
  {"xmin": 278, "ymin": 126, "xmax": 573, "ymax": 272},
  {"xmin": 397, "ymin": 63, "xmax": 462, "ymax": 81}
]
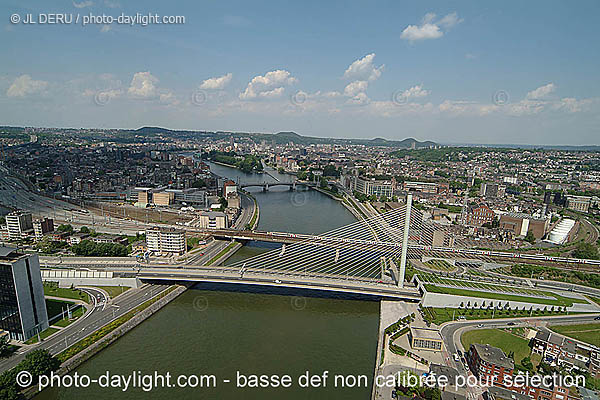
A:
[{"xmin": 129, "ymin": 127, "xmax": 438, "ymax": 149}]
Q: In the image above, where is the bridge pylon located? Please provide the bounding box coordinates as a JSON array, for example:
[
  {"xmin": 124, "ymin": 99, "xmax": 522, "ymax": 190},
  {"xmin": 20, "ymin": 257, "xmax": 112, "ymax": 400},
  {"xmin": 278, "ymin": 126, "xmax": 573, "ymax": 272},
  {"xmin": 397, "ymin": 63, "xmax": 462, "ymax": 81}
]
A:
[{"xmin": 398, "ymin": 194, "xmax": 412, "ymax": 288}]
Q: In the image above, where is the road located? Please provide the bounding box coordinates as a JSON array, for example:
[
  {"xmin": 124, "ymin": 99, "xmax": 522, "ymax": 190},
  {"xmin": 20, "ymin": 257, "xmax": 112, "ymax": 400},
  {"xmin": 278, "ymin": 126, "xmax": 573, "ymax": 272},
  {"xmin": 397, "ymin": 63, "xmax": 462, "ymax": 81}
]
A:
[{"xmin": 0, "ymin": 284, "xmax": 171, "ymax": 374}]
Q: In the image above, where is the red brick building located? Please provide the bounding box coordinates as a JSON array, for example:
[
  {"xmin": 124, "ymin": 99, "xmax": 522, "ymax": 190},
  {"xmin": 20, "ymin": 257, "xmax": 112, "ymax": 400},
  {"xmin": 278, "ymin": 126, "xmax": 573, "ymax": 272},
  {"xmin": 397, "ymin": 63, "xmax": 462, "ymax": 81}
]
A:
[{"xmin": 467, "ymin": 204, "xmax": 495, "ymax": 227}]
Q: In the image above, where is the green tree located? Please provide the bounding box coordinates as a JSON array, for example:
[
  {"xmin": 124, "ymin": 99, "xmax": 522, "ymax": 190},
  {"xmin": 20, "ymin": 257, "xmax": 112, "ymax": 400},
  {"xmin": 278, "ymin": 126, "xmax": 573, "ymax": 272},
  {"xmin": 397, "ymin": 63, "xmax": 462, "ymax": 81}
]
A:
[
  {"xmin": 57, "ymin": 224, "xmax": 73, "ymax": 234},
  {"xmin": 79, "ymin": 226, "xmax": 90, "ymax": 234},
  {"xmin": 21, "ymin": 349, "xmax": 60, "ymax": 380},
  {"xmin": 0, "ymin": 336, "xmax": 10, "ymax": 359},
  {"xmin": 297, "ymin": 171, "xmax": 308, "ymax": 180},
  {"xmin": 192, "ymin": 179, "xmax": 206, "ymax": 188},
  {"xmin": 524, "ymin": 230, "xmax": 536, "ymax": 244},
  {"xmin": 572, "ymin": 242, "xmax": 599, "ymax": 260},
  {"xmin": 0, "ymin": 369, "xmax": 19, "ymax": 400},
  {"xmin": 322, "ymin": 164, "xmax": 339, "ymax": 177}
]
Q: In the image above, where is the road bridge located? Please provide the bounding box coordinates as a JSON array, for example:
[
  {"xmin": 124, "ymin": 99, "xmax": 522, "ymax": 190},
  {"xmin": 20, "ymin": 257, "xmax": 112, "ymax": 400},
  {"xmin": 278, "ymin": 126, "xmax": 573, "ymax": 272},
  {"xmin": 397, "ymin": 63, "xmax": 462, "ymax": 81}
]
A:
[{"xmin": 119, "ymin": 266, "xmax": 422, "ymax": 300}]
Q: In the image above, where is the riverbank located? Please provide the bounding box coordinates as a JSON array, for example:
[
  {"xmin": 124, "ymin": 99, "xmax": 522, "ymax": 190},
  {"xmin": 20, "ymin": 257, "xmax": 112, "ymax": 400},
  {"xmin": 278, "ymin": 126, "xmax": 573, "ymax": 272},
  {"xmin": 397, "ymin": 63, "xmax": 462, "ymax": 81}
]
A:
[{"xmin": 24, "ymin": 284, "xmax": 188, "ymax": 399}]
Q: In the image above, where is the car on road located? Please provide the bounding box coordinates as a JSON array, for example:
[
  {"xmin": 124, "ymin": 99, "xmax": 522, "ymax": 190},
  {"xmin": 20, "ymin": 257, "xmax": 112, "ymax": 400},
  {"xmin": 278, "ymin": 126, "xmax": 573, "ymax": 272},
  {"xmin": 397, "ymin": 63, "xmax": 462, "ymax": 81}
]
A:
[
  {"xmin": 274, "ymin": 279, "xmax": 282, "ymax": 284},
  {"xmin": 594, "ymin": 316, "xmax": 600, "ymax": 320},
  {"xmin": 507, "ymin": 322, "xmax": 516, "ymax": 326},
  {"xmin": 477, "ymin": 324, "xmax": 484, "ymax": 328}
]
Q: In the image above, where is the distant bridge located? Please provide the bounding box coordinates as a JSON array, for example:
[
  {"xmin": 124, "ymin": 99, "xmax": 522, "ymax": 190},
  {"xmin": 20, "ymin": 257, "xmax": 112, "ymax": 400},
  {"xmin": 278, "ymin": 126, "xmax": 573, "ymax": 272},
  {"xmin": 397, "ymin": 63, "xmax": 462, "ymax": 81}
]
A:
[{"xmin": 239, "ymin": 181, "xmax": 299, "ymax": 191}]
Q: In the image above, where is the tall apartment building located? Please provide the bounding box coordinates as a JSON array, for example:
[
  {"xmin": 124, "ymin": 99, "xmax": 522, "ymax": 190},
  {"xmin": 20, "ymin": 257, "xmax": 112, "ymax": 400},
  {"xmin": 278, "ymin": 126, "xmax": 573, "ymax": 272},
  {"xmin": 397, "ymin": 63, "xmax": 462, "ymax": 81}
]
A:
[
  {"xmin": 0, "ymin": 247, "xmax": 49, "ymax": 341},
  {"xmin": 145, "ymin": 227, "xmax": 186, "ymax": 255},
  {"xmin": 33, "ymin": 217, "xmax": 54, "ymax": 239},
  {"xmin": 353, "ymin": 176, "xmax": 394, "ymax": 198},
  {"xmin": 6, "ymin": 211, "xmax": 33, "ymax": 240}
]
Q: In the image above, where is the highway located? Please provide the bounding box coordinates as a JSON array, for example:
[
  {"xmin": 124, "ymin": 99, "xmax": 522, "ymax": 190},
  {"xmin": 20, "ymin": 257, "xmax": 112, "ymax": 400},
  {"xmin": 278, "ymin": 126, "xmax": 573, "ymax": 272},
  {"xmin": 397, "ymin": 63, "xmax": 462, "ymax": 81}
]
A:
[{"xmin": 0, "ymin": 284, "xmax": 171, "ymax": 374}]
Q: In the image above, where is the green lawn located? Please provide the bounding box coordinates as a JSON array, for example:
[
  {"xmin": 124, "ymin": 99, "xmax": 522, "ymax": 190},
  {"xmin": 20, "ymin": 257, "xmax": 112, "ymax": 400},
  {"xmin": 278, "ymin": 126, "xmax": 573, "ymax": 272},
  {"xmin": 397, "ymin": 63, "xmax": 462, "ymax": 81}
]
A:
[
  {"xmin": 424, "ymin": 259, "xmax": 455, "ymax": 272},
  {"xmin": 93, "ymin": 286, "xmax": 130, "ymax": 299},
  {"xmin": 25, "ymin": 327, "xmax": 60, "ymax": 344},
  {"xmin": 461, "ymin": 328, "xmax": 532, "ymax": 364},
  {"xmin": 586, "ymin": 295, "xmax": 600, "ymax": 306},
  {"xmin": 423, "ymin": 307, "xmax": 569, "ymax": 325},
  {"xmin": 53, "ymin": 306, "xmax": 85, "ymax": 328},
  {"xmin": 45, "ymin": 298, "xmax": 74, "ymax": 320},
  {"xmin": 44, "ymin": 284, "xmax": 90, "ymax": 303},
  {"xmin": 549, "ymin": 323, "xmax": 600, "ymax": 347},
  {"xmin": 424, "ymin": 284, "xmax": 584, "ymax": 307}
]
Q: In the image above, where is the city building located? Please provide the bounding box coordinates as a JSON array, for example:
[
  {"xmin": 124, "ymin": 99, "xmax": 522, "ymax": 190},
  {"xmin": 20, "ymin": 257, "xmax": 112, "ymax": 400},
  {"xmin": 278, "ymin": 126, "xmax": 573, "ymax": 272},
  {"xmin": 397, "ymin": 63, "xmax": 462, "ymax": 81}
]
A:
[
  {"xmin": 403, "ymin": 181, "xmax": 450, "ymax": 195},
  {"xmin": 33, "ymin": 217, "xmax": 54, "ymax": 239},
  {"xmin": 5, "ymin": 211, "xmax": 33, "ymax": 240},
  {"xmin": 499, "ymin": 212, "xmax": 550, "ymax": 239},
  {"xmin": 199, "ymin": 211, "xmax": 229, "ymax": 229},
  {"xmin": 152, "ymin": 191, "xmax": 175, "ymax": 206},
  {"xmin": 409, "ymin": 327, "xmax": 443, "ymax": 352},
  {"xmin": 466, "ymin": 344, "xmax": 514, "ymax": 387},
  {"xmin": 165, "ymin": 188, "xmax": 208, "ymax": 207},
  {"xmin": 484, "ymin": 386, "xmax": 531, "ymax": 400},
  {"xmin": 0, "ymin": 247, "xmax": 49, "ymax": 341},
  {"xmin": 223, "ymin": 180, "xmax": 238, "ymax": 198},
  {"xmin": 566, "ymin": 195, "xmax": 591, "ymax": 213},
  {"xmin": 353, "ymin": 176, "xmax": 394, "ymax": 198},
  {"xmin": 145, "ymin": 227, "xmax": 186, "ymax": 255},
  {"xmin": 467, "ymin": 204, "xmax": 495, "ymax": 227},
  {"xmin": 480, "ymin": 183, "xmax": 506, "ymax": 198}
]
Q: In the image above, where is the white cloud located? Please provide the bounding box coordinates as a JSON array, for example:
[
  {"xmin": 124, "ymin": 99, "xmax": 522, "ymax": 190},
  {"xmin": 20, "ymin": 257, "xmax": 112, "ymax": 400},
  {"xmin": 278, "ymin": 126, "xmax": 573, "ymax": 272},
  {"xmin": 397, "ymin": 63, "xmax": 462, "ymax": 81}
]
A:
[
  {"xmin": 199, "ymin": 73, "xmax": 232, "ymax": 90},
  {"xmin": 401, "ymin": 12, "xmax": 462, "ymax": 42},
  {"xmin": 343, "ymin": 80, "xmax": 368, "ymax": 97},
  {"xmin": 438, "ymin": 12, "xmax": 463, "ymax": 29},
  {"xmin": 258, "ymin": 87, "xmax": 285, "ymax": 98},
  {"xmin": 526, "ymin": 83, "xmax": 556, "ymax": 100},
  {"xmin": 343, "ymin": 54, "xmax": 384, "ymax": 81},
  {"xmin": 73, "ymin": 0, "xmax": 93, "ymax": 8},
  {"xmin": 128, "ymin": 71, "xmax": 159, "ymax": 99},
  {"xmin": 347, "ymin": 92, "xmax": 369, "ymax": 105},
  {"xmin": 159, "ymin": 92, "xmax": 179, "ymax": 105},
  {"xmin": 239, "ymin": 70, "xmax": 297, "ymax": 100},
  {"xmin": 401, "ymin": 23, "xmax": 443, "ymax": 41},
  {"xmin": 402, "ymin": 85, "xmax": 430, "ymax": 99},
  {"xmin": 552, "ymin": 98, "xmax": 591, "ymax": 113},
  {"xmin": 6, "ymin": 74, "xmax": 48, "ymax": 97},
  {"xmin": 83, "ymin": 87, "xmax": 122, "ymax": 101}
]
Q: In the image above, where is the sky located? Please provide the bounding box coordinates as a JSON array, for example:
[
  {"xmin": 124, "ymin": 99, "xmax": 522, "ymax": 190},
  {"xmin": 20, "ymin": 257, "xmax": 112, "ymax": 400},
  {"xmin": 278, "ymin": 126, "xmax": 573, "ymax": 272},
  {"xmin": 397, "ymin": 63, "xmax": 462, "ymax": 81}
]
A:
[{"xmin": 1, "ymin": 1, "xmax": 599, "ymax": 145}]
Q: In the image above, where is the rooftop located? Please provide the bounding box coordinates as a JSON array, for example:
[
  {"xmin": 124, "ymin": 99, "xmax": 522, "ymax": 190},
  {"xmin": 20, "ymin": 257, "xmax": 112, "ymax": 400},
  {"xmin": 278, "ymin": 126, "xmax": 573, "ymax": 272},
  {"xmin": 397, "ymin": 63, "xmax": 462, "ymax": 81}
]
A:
[
  {"xmin": 472, "ymin": 343, "xmax": 514, "ymax": 370},
  {"xmin": 410, "ymin": 327, "xmax": 443, "ymax": 341}
]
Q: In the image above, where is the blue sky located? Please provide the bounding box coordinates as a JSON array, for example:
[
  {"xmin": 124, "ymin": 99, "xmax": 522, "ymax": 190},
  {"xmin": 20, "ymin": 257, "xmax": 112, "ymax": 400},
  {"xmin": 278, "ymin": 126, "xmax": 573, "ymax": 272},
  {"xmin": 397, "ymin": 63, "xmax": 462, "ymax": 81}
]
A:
[{"xmin": 1, "ymin": 0, "xmax": 599, "ymax": 145}]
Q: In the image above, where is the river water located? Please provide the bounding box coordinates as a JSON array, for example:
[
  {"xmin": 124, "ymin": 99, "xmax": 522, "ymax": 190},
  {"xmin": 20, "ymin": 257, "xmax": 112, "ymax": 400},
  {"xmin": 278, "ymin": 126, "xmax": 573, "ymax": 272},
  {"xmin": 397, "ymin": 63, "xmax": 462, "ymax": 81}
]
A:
[{"xmin": 36, "ymin": 163, "xmax": 380, "ymax": 400}]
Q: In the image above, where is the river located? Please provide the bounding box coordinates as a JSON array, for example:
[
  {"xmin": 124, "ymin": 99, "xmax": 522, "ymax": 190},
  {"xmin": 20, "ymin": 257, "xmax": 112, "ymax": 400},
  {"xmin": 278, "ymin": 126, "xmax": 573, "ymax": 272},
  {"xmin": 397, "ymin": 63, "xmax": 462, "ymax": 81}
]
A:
[{"xmin": 36, "ymin": 162, "xmax": 380, "ymax": 400}]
